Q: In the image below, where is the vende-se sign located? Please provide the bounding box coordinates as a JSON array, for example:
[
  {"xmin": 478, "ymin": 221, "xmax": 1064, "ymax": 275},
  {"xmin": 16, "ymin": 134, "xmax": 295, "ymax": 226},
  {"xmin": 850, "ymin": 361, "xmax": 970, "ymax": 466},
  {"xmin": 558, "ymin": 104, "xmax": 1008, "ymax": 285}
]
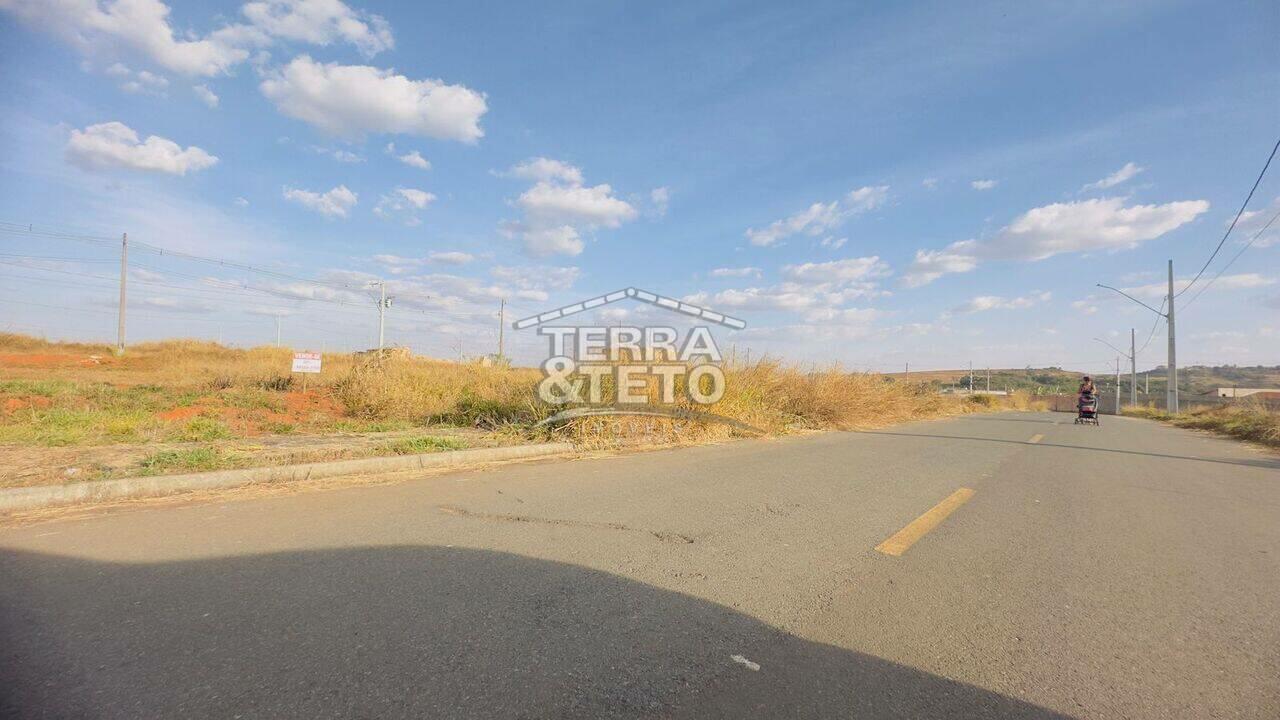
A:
[{"xmin": 291, "ymin": 352, "xmax": 322, "ymax": 374}]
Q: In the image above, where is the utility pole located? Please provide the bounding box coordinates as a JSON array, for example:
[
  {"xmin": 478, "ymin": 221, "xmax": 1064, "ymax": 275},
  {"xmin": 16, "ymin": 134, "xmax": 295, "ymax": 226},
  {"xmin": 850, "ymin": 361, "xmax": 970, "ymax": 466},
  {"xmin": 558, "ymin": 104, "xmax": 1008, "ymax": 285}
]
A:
[
  {"xmin": 1145, "ymin": 372, "xmax": 1149, "ymax": 395},
  {"xmin": 1166, "ymin": 259, "xmax": 1178, "ymax": 413},
  {"xmin": 969, "ymin": 361, "xmax": 974, "ymax": 393},
  {"xmin": 116, "ymin": 232, "xmax": 127, "ymax": 355},
  {"xmin": 377, "ymin": 281, "xmax": 387, "ymax": 351},
  {"xmin": 1115, "ymin": 356, "xmax": 1121, "ymax": 414},
  {"xmin": 1096, "ymin": 260, "xmax": 1178, "ymax": 413},
  {"xmin": 497, "ymin": 298, "xmax": 506, "ymax": 359},
  {"xmin": 986, "ymin": 367, "xmax": 991, "ymax": 393},
  {"xmin": 275, "ymin": 315, "xmax": 281, "ymax": 347},
  {"xmin": 1129, "ymin": 328, "xmax": 1137, "ymax": 406}
]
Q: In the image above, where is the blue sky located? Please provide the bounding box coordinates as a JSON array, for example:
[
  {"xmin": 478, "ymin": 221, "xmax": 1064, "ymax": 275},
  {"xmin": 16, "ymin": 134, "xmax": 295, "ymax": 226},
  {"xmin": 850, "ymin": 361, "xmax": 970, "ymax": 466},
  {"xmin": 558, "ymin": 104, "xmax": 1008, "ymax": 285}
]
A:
[{"xmin": 1, "ymin": 0, "xmax": 1277, "ymax": 372}]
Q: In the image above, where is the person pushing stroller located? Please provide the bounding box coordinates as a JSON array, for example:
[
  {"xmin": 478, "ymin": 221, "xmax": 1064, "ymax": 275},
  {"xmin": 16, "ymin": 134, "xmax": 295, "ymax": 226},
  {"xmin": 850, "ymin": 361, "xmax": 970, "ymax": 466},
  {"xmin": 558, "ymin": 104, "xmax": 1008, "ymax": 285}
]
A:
[{"xmin": 1076, "ymin": 376, "xmax": 1100, "ymax": 425}]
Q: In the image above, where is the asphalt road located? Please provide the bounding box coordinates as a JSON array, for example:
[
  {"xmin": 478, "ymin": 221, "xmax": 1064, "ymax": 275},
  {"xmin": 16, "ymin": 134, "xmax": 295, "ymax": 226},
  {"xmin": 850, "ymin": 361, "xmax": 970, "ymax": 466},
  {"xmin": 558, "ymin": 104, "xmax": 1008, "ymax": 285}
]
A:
[{"xmin": 2, "ymin": 411, "xmax": 1278, "ymax": 718}]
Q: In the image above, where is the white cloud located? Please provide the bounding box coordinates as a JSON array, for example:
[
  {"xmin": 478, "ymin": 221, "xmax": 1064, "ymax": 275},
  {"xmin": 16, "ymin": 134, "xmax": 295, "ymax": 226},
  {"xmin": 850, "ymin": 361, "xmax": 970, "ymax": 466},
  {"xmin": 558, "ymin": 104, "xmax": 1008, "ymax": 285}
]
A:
[
  {"xmin": 952, "ymin": 291, "xmax": 1051, "ymax": 314},
  {"xmin": 397, "ymin": 150, "xmax": 430, "ymax": 169},
  {"xmin": 139, "ymin": 296, "xmax": 214, "ymax": 313},
  {"xmin": 499, "ymin": 159, "xmax": 638, "ymax": 257},
  {"xmin": 283, "ymin": 184, "xmax": 357, "ymax": 218},
  {"xmin": 240, "ymin": 0, "xmax": 393, "ymax": 57},
  {"xmin": 650, "ymin": 186, "xmax": 670, "ymax": 217},
  {"xmin": 781, "ymin": 256, "xmax": 891, "ymax": 286},
  {"xmin": 922, "ymin": 177, "xmax": 938, "ymax": 189},
  {"xmin": 903, "ymin": 197, "xmax": 1209, "ymax": 286},
  {"xmin": 1, "ymin": 0, "xmax": 394, "ymax": 77},
  {"xmin": 901, "ymin": 249, "xmax": 979, "ymax": 288},
  {"xmin": 260, "ymin": 55, "xmax": 487, "ymax": 141},
  {"xmin": 233, "ymin": 196, "xmax": 249, "ymax": 207},
  {"xmin": 709, "ymin": 267, "xmax": 761, "ymax": 279},
  {"xmin": 1082, "ymin": 162, "xmax": 1143, "ymax": 192},
  {"xmin": 745, "ymin": 186, "xmax": 888, "ymax": 247},
  {"xmin": 1122, "ymin": 273, "xmax": 1274, "ymax": 299},
  {"xmin": 104, "ymin": 63, "xmax": 168, "ymax": 94},
  {"xmin": 490, "ymin": 265, "xmax": 580, "ymax": 294},
  {"xmin": 373, "ymin": 187, "xmax": 435, "ymax": 225},
  {"xmin": 66, "ymin": 121, "xmax": 218, "ymax": 175},
  {"xmin": 1070, "ymin": 299, "xmax": 1098, "ymax": 315},
  {"xmin": 971, "ymin": 179, "xmax": 998, "ymax": 190},
  {"xmin": 192, "ymin": 84, "xmax": 219, "ymax": 108},
  {"xmin": 429, "ymin": 251, "xmax": 473, "ymax": 265},
  {"xmin": 819, "ymin": 236, "xmax": 847, "ymax": 250},
  {"xmin": 1235, "ymin": 197, "xmax": 1280, "ymax": 248},
  {"xmin": 518, "ymin": 182, "xmax": 637, "ymax": 230},
  {"xmin": 2, "ymin": 0, "xmax": 251, "ymax": 76},
  {"xmin": 501, "ymin": 157, "xmax": 583, "ymax": 185},
  {"xmin": 517, "ymin": 225, "xmax": 583, "ymax": 257}
]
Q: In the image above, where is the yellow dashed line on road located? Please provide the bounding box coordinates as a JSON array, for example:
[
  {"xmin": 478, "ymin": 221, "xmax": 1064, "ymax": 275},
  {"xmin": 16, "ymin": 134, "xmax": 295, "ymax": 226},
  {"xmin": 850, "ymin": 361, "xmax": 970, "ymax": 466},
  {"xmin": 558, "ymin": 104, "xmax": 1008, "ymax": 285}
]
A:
[
  {"xmin": 1029, "ymin": 434, "xmax": 1044, "ymax": 444},
  {"xmin": 875, "ymin": 488, "xmax": 976, "ymax": 557}
]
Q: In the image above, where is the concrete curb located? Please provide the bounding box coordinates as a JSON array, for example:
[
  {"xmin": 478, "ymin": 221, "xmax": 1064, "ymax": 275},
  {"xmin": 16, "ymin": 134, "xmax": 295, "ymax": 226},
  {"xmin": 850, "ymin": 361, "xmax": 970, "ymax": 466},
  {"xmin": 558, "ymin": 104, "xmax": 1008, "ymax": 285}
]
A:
[{"xmin": 0, "ymin": 443, "xmax": 576, "ymax": 513}]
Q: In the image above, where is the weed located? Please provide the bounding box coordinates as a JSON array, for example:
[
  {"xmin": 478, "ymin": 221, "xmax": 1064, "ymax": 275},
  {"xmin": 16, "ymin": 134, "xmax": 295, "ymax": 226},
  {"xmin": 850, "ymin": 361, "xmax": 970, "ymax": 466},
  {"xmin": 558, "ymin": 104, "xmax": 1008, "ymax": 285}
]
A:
[
  {"xmin": 379, "ymin": 435, "xmax": 468, "ymax": 455},
  {"xmin": 169, "ymin": 416, "xmax": 233, "ymax": 442},
  {"xmin": 138, "ymin": 447, "xmax": 227, "ymax": 475}
]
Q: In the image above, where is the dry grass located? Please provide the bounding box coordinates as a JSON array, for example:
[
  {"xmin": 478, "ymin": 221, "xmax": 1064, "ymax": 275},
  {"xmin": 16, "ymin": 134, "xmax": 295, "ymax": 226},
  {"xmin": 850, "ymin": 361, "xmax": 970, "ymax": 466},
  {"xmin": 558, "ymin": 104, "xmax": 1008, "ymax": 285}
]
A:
[
  {"xmin": 1124, "ymin": 400, "xmax": 1280, "ymax": 448},
  {"xmin": 0, "ymin": 334, "xmax": 1039, "ymax": 454}
]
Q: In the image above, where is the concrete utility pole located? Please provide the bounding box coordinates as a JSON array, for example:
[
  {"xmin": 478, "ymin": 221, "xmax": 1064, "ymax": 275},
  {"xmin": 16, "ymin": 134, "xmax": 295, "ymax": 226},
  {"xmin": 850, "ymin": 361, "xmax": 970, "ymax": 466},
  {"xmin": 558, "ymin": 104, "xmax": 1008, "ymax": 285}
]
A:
[
  {"xmin": 1115, "ymin": 356, "xmax": 1121, "ymax": 414},
  {"xmin": 116, "ymin": 232, "xmax": 127, "ymax": 355},
  {"xmin": 986, "ymin": 367, "xmax": 991, "ymax": 393},
  {"xmin": 497, "ymin": 298, "xmax": 506, "ymax": 359},
  {"xmin": 275, "ymin": 315, "xmax": 281, "ymax": 347},
  {"xmin": 1167, "ymin": 259, "xmax": 1178, "ymax": 413},
  {"xmin": 1096, "ymin": 260, "xmax": 1179, "ymax": 412},
  {"xmin": 1129, "ymin": 328, "xmax": 1137, "ymax": 406},
  {"xmin": 377, "ymin": 281, "xmax": 387, "ymax": 351},
  {"xmin": 969, "ymin": 361, "xmax": 974, "ymax": 393}
]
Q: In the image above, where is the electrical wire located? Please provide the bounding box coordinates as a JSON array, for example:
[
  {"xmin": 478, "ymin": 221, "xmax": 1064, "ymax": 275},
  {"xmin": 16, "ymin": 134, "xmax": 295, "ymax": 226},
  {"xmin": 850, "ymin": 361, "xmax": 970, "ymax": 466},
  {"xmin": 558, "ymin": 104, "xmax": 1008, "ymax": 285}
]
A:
[
  {"xmin": 1182, "ymin": 207, "xmax": 1280, "ymax": 311},
  {"xmin": 1175, "ymin": 136, "xmax": 1280, "ymax": 298}
]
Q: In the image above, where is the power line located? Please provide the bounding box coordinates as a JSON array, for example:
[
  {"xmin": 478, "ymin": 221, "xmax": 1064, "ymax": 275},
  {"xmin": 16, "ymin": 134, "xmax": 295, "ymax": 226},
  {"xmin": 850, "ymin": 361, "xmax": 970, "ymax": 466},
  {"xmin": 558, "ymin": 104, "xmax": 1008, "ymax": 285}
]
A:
[
  {"xmin": 1182, "ymin": 207, "xmax": 1280, "ymax": 311},
  {"xmin": 1136, "ymin": 297, "xmax": 1167, "ymax": 356},
  {"xmin": 1175, "ymin": 135, "xmax": 1280, "ymax": 298}
]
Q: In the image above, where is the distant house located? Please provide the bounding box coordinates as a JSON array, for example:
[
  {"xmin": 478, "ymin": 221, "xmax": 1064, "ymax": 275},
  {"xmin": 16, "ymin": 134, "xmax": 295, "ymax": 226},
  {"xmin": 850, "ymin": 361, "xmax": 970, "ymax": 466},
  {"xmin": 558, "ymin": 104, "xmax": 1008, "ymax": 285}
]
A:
[{"xmin": 1217, "ymin": 387, "xmax": 1280, "ymax": 399}]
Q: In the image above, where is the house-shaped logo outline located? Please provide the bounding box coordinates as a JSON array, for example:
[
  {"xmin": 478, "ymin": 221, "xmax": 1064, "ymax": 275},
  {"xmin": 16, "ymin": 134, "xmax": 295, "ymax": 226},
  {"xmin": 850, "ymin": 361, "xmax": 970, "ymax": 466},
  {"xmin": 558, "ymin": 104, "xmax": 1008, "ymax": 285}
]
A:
[{"xmin": 512, "ymin": 287, "xmax": 746, "ymax": 330}]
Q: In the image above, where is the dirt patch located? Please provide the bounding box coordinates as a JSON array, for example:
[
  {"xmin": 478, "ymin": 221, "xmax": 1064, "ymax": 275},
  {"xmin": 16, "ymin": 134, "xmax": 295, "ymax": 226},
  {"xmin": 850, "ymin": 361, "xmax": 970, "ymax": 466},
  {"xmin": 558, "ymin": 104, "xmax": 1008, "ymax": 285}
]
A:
[
  {"xmin": 0, "ymin": 354, "xmax": 81, "ymax": 368},
  {"xmin": 157, "ymin": 406, "xmax": 206, "ymax": 422},
  {"xmin": 284, "ymin": 390, "xmax": 342, "ymax": 415},
  {"xmin": 3, "ymin": 397, "xmax": 52, "ymax": 413}
]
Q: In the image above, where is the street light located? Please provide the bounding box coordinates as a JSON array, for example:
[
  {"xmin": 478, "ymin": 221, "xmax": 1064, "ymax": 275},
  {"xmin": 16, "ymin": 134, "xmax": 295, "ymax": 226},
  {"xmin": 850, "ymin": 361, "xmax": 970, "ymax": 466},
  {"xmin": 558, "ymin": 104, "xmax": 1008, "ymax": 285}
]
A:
[{"xmin": 1095, "ymin": 259, "xmax": 1178, "ymax": 412}]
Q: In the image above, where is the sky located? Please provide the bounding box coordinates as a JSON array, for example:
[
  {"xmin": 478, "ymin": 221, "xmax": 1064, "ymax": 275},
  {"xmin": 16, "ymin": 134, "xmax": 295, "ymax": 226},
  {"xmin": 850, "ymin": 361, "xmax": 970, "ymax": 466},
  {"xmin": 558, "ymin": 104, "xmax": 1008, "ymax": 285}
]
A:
[{"xmin": 0, "ymin": 0, "xmax": 1277, "ymax": 373}]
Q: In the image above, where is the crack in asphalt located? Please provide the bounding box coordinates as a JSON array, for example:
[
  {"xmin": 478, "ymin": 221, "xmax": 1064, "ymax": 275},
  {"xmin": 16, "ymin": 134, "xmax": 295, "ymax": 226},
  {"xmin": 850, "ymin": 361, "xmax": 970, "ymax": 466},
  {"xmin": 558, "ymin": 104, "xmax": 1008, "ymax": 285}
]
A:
[{"xmin": 436, "ymin": 504, "xmax": 696, "ymax": 544}]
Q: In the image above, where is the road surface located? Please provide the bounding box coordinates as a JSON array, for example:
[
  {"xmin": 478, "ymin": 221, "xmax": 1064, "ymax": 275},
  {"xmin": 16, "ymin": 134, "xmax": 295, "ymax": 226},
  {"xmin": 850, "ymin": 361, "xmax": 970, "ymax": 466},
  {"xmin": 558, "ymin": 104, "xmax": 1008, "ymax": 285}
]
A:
[{"xmin": 2, "ymin": 411, "xmax": 1278, "ymax": 718}]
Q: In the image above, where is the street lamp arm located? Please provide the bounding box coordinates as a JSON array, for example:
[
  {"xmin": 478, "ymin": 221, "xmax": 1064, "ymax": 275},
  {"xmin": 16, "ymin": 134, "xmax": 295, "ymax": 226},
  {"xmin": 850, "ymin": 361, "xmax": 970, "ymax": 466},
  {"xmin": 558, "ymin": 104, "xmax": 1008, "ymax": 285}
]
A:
[
  {"xmin": 1095, "ymin": 284, "xmax": 1168, "ymax": 317},
  {"xmin": 1092, "ymin": 337, "xmax": 1132, "ymax": 359}
]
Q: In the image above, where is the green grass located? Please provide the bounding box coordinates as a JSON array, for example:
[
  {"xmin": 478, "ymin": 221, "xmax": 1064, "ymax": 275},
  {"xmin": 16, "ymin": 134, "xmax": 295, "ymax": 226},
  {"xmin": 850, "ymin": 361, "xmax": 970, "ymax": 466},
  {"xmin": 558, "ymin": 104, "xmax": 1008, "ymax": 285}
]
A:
[
  {"xmin": 167, "ymin": 416, "xmax": 234, "ymax": 442},
  {"xmin": 137, "ymin": 447, "xmax": 229, "ymax": 475},
  {"xmin": 379, "ymin": 435, "xmax": 468, "ymax": 455}
]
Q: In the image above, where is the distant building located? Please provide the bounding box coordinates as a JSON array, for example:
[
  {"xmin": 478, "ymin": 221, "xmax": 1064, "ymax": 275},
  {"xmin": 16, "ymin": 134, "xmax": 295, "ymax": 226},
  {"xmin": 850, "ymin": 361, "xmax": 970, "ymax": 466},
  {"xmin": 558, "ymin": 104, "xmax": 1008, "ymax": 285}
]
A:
[{"xmin": 1217, "ymin": 387, "xmax": 1280, "ymax": 399}]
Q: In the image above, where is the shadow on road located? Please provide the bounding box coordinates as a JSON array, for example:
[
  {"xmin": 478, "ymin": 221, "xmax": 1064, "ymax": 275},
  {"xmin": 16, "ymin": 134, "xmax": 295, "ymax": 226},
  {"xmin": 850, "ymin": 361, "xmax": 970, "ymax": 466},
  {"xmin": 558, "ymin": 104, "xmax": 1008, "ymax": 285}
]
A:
[
  {"xmin": 1, "ymin": 546, "xmax": 1068, "ymax": 719},
  {"xmin": 860, "ymin": 430, "xmax": 1280, "ymax": 470}
]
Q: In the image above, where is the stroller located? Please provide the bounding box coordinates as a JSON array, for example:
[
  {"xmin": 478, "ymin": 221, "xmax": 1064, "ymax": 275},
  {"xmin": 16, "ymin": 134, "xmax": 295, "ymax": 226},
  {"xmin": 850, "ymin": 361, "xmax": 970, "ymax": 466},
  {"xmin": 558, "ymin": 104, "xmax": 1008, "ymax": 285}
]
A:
[{"xmin": 1075, "ymin": 392, "xmax": 1099, "ymax": 425}]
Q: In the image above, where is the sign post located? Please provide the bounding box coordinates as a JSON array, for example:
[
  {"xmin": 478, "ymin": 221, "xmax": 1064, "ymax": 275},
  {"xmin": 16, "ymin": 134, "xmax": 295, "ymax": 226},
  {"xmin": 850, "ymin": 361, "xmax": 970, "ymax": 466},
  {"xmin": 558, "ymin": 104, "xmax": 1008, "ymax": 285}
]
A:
[{"xmin": 291, "ymin": 351, "xmax": 322, "ymax": 392}]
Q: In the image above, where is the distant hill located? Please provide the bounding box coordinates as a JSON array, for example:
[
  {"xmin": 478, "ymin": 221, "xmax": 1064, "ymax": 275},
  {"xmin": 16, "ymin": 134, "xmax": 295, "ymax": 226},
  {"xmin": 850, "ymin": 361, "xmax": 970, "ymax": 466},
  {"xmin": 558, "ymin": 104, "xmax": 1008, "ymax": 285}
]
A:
[{"xmin": 886, "ymin": 365, "xmax": 1280, "ymax": 396}]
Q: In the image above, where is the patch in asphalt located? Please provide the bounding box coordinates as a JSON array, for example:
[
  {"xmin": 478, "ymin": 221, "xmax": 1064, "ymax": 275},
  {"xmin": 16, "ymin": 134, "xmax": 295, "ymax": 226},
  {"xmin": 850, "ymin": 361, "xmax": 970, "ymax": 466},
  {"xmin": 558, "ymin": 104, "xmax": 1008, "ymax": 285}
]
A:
[{"xmin": 436, "ymin": 504, "xmax": 695, "ymax": 544}]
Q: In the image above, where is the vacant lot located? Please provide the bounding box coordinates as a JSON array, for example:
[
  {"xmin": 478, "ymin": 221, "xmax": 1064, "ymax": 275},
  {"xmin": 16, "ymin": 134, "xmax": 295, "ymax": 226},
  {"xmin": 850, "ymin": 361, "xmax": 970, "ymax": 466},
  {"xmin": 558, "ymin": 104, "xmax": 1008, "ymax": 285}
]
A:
[{"xmin": 0, "ymin": 333, "xmax": 1035, "ymax": 487}]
